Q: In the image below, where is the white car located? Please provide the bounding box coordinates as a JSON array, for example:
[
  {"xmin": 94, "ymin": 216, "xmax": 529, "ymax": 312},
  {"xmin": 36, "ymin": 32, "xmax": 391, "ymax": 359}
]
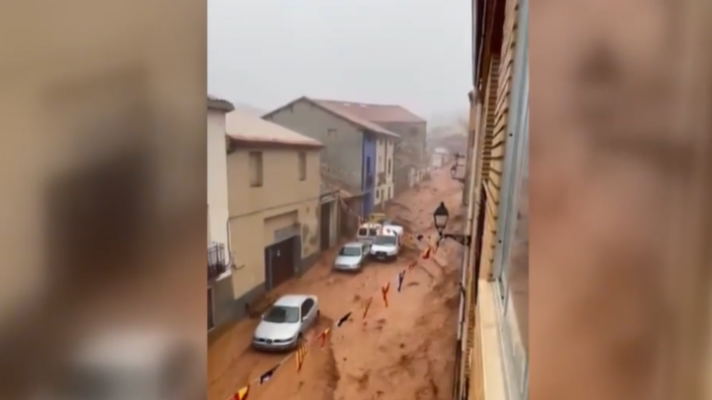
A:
[
  {"xmin": 252, "ymin": 294, "xmax": 319, "ymax": 352},
  {"xmin": 370, "ymin": 232, "xmax": 400, "ymax": 261}
]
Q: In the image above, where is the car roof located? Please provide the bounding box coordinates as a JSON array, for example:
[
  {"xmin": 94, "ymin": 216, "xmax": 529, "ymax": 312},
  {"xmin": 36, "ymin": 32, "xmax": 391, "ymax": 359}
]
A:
[
  {"xmin": 344, "ymin": 241, "xmax": 365, "ymax": 248},
  {"xmin": 274, "ymin": 294, "xmax": 311, "ymax": 307},
  {"xmin": 359, "ymin": 223, "xmax": 381, "ymax": 229}
]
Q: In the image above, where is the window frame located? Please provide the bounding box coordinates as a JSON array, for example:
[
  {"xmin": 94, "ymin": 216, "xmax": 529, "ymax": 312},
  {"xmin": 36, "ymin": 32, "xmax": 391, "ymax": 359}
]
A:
[
  {"xmin": 490, "ymin": 3, "xmax": 529, "ymax": 399},
  {"xmin": 301, "ymin": 298, "xmax": 314, "ymax": 317},
  {"xmin": 298, "ymin": 151, "xmax": 307, "ymax": 181},
  {"xmin": 248, "ymin": 151, "xmax": 263, "ymax": 187}
]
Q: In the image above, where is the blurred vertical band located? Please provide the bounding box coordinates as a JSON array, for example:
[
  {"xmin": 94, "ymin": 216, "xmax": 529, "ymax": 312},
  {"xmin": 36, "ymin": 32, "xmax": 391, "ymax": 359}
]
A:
[{"xmin": 0, "ymin": 0, "xmax": 207, "ymax": 398}]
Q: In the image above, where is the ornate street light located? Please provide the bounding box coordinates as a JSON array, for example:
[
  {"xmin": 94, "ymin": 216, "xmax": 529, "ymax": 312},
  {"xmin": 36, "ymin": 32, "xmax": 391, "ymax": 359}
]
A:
[
  {"xmin": 433, "ymin": 201, "xmax": 450, "ymax": 235},
  {"xmin": 432, "ymin": 201, "xmax": 472, "ymax": 246}
]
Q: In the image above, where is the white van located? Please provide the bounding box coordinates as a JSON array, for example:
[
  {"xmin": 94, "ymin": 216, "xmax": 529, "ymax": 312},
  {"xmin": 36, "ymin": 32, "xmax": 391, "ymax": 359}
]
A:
[
  {"xmin": 370, "ymin": 231, "xmax": 400, "ymax": 261},
  {"xmin": 356, "ymin": 222, "xmax": 381, "ymax": 245}
]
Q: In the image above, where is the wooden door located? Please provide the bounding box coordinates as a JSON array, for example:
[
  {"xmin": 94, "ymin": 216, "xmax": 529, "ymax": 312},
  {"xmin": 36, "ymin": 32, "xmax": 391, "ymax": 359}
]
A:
[{"xmin": 265, "ymin": 237, "xmax": 296, "ymax": 289}]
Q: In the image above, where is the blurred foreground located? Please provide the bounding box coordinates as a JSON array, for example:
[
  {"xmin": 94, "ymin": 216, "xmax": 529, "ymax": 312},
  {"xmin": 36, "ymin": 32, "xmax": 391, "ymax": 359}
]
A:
[{"xmin": 0, "ymin": 0, "xmax": 205, "ymax": 398}]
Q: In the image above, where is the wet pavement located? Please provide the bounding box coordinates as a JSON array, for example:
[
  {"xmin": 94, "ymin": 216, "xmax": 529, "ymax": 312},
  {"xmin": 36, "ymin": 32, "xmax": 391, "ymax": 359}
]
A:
[{"xmin": 208, "ymin": 168, "xmax": 464, "ymax": 400}]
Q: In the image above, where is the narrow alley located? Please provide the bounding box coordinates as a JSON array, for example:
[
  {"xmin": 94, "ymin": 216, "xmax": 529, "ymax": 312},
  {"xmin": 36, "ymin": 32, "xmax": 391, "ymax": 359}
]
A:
[{"xmin": 208, "ymin": 168, "xmax": 465, "ymax": 400}]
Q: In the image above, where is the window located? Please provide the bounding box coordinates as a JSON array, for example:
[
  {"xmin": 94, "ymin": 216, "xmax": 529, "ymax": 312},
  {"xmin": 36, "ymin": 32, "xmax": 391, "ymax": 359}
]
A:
[
  {"xmin": 327, "ymin": 128, "xmax": 336, "ymax": 138},
  {"xmin": 378, "ymin": 155, "xmax": 382, "ymax": 169},
  {"xmin": 249, "ymin": 152, "xmax": 263, "ymax": 187},
  {"xmin": 375, "ymin": 190, "xmax": 380, "ymax": 200},
  {"xmin": 298, "ymin": 152, "xmax": 307, "ymax": 181},
  {"xmin": 410, "ymin": 128, "xmax": 418, "ymax": 136},
  {"xmin": 301, "ymin": 298, "xmax": 315, "ymax": 317},
  {"xmin": 388, "ymin": 186, "xmax": 391, "ymax": 199},
  {"xmin": 492, "ymin": 38, "xmax": 528, "ymax": 399},
  {"xmin": 339, "ymin": 246, "xmax": 362, "ymax": 256},
  {"xmin": 262, "ymin": 306, "xmax": 299, "ymax": 323},
  {"xmin": 387, "ymin": 159, "xmax": 392, "ymax": 174}
]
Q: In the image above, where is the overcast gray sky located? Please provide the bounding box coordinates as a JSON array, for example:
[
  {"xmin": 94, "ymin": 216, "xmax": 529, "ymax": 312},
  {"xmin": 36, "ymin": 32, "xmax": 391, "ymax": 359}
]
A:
[{"xmin": 208, "ymin": 0, "xmax": 472, "ymax": 123}]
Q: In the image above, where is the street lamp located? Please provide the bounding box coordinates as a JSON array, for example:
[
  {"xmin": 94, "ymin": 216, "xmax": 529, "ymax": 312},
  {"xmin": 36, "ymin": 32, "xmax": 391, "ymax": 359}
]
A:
[{"xmin": 432, "ymin": 202, "xmax": 472, "ymax": 246}]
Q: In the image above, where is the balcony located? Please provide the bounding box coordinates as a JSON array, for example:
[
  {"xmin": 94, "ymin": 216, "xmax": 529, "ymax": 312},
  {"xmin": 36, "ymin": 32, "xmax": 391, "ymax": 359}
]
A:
[{"xmin": 208, "ymin": 242, "xmax": 229, "ymax": 280}]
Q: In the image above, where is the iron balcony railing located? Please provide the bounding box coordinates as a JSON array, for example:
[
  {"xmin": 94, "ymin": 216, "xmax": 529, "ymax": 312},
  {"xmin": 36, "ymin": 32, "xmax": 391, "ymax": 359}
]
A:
[{"xmin": 208, "ymin": 242, "xmax": 228, "ymax": 280}]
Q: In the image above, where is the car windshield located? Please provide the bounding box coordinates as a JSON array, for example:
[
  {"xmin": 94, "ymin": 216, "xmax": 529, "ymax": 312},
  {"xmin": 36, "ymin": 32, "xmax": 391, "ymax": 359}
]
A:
[
  {"xmin": 262, "ymin": 305, "xmax": 300, "ymax": 323},
  {"xmin": 374, "ymin": 235, "xmax": 397, "ymax": 245},
  {"xmin": 339, "ymin": 246, "xmax": 362, "ymax": 256},
  {"xmin": 357, "ymin": 228, "xmax": 379, "ymax": 236}
]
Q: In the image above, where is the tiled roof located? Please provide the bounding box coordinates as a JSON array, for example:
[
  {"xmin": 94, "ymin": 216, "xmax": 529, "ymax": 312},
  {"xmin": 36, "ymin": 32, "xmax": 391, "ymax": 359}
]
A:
[
  {"xmin": 312, "ymin": 99, "xmax": 425, "ymax": 123},
  {"xmin": 263, "ymin": 97, "xmax": 400, "ymax": 139},
  {"xmin": 226, "ymin": 110, "xmax": 323, "ymax": 149},
  {"xmin": 207, "ymin": 94, "xmax": 235, "ymax": 112}
]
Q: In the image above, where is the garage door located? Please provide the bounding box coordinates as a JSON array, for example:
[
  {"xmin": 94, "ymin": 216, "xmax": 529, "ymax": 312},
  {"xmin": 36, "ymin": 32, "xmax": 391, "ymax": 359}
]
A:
[{"xmin": 264, "ymin": 236, "xmax": 297, "ymax": 290}]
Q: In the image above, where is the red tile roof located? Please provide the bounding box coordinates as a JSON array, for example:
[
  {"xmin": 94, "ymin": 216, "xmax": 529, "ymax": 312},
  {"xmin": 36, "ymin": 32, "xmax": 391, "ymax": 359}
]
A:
[
  {"xmin": 263, "ymin": 97, "xmax": 400, "ymax": 139},
  {"xmin": 312, "ymin": 99, "xmax": 425, "ymax": 123}
]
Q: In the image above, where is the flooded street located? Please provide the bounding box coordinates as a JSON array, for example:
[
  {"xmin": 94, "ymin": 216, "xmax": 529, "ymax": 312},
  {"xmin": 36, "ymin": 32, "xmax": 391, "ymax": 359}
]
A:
[{"xmin": 208, "ymin": 168, "xmax": 464, "ymax": 400}]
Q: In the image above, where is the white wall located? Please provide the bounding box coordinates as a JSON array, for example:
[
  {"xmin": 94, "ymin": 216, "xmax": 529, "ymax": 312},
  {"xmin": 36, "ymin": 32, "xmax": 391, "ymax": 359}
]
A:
[
  {"xmin": 207, "ymin": 110, "xmax": 230, "ymax": 261},
  {"xmin": 375, "ymin": 138, "xmax": 395, "ymax": 204}
]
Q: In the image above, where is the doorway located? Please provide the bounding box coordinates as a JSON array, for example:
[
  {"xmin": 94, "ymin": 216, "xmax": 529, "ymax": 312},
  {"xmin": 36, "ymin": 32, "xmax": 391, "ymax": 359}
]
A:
[
  {"xmin": 208, "ymin": 288, "xmax": 214, "ymax": 331},
  {"xmin": 264, "ymin": 236, "xmax": 297, "ymax": 290},
  {"xmin": 320, "ymin": 203, "xmax": 331, "ymax": 251}
]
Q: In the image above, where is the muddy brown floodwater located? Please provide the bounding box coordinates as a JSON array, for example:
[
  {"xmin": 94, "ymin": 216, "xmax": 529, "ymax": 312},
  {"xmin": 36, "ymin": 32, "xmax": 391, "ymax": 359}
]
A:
[{"xmin": 208, "ymin": 168, "xmax": 464, "ymax": 400}]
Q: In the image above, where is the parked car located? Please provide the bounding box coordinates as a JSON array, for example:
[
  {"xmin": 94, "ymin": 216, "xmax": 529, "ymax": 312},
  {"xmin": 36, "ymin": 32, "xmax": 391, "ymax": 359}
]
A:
[
  {"xmin": 356, "ymin": 222, "xmax": 381, "ymax": 245},
  {"xmin": 34, "ymin": 330, "xmax": 202, "ymax": 400},
  {"xmin": 333, "ymin": 241, "xmax": 370, "ymax": 272},
  {"xmin": 370, "ymin": 232, "xmax": 400, "ymax": 261},
  {"xmin": 252, "ymin": 294, "xmax": 319, "ymax": 352}
]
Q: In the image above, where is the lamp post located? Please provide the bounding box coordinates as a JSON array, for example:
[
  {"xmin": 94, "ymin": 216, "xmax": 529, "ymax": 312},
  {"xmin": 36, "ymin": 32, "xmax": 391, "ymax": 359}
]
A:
[{"xmin": 432, "ymin": 202, "xmax": 472, "ymax": 246}]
